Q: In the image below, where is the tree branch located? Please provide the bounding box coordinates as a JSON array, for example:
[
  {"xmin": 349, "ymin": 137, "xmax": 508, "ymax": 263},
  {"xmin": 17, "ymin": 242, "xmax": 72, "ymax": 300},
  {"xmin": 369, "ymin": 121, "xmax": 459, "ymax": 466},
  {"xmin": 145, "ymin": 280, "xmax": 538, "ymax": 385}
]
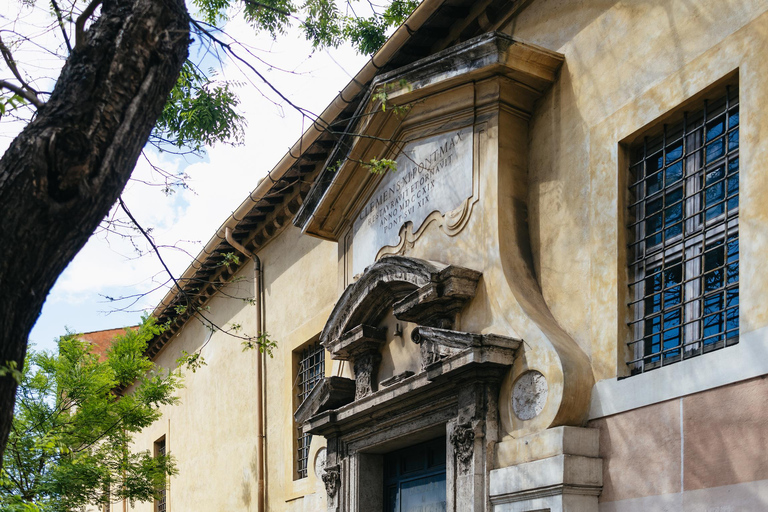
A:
[
  {"xmin": 0, "ymin": 80, "xmax": 43, "ymax": 109},
  {"xmin": 0, "ymin": 35, "xmax": 43, "ymax": 109},
  {"xmin": 75, "ymin": 0, "xmax": 103, "ymax": 50},
  {"xmin": 50, "ymin": 0, "xmax": 74, "ymax": 54}
]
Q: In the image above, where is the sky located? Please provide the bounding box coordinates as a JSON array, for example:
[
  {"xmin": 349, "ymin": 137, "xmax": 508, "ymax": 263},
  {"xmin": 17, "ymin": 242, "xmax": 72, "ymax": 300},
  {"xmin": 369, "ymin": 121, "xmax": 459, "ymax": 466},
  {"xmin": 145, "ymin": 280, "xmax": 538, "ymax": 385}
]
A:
[{"xmin": 0, "ymin": 1, "xmax": 370, "ymax": 353}]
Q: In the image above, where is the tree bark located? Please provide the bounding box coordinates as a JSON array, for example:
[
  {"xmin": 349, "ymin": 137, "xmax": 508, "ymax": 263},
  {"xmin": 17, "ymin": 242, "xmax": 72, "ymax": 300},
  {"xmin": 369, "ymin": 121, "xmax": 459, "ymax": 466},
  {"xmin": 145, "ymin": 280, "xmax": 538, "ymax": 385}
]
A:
[{"xmin": 0, "ymin": 0, "xmax": 189, "ymax": 460}]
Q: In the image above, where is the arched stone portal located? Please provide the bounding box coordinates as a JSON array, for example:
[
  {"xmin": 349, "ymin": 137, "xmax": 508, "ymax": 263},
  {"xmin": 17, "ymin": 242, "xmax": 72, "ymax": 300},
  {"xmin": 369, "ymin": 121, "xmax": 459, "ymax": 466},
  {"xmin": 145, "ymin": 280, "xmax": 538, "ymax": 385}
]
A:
[{"xmin": 297, "ymin": 255, "xmax": 522, "ymax": 512}]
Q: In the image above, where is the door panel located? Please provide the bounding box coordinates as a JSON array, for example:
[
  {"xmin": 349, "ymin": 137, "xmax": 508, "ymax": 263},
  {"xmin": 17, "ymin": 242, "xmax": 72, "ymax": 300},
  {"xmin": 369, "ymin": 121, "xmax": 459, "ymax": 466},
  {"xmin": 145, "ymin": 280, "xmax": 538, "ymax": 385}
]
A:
[{"xmin": 384, "ymin": 437, "xmax": 446, "ymax": 512}]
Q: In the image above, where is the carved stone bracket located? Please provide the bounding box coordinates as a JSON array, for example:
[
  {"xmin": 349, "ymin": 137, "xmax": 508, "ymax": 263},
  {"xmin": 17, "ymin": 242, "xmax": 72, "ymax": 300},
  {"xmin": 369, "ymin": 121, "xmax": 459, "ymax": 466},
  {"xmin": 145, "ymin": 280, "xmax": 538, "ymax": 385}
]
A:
[
  {"xmin": 450, "ymin": 422, "xmax": 475, "ymax": 475},
  {"xmin": 353, "ymin": 350, "xmax": 382, "ymax": 399},
  {"xmin": 326, "ymin": 325, "xmax": 386, "ymax": 399},
  {"xmin": 322, "ymin": 464, "xmax": 341, "ymax": 498},
  {"xmin": 411, "ymin": 325, "xmax": 521, "ymax": 370}
]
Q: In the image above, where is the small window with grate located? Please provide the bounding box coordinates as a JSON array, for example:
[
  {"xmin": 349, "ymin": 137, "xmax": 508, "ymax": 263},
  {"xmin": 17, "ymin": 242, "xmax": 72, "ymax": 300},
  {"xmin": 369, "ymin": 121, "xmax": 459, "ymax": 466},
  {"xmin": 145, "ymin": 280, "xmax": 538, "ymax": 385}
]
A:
[
  {"xmin": 294, "ymin": 341, "xmax": 325, "ymax": 479},
  {"xmin": 154, "ymin": 437, "xmax": 167, "ymax": 512},
  {"xmin": 627, "ymin": 85, "xmax": 739, "ymax": 375}
]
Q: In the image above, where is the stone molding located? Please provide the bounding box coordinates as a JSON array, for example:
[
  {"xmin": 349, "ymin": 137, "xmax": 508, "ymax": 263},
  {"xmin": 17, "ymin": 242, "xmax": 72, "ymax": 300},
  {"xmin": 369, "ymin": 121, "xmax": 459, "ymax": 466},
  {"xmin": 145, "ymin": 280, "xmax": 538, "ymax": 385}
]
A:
[
  {"xmin": 320, "ymin": 256, "xmax": 445, "ymax": 347},
  {"xmin": 294, "ymin": 376, "xmax": 355, "ymax": 425},
  {"xmin": 393, "ymin": 266, "xmax": 483, "ymax": 328},
  {"xmin": 490, "ymin": 427, "xmax": 602, "ymax": 512},
  {"xmin": 327, "ymin": 324, "xmax": 387, "ymax": 360},
  {"xmin": 321, "ymin": 256, "xmax": 482, "ymax": 348},
  {"xmin": 412, "ymin": 326, "xmax": 522, "ymax": 370}
]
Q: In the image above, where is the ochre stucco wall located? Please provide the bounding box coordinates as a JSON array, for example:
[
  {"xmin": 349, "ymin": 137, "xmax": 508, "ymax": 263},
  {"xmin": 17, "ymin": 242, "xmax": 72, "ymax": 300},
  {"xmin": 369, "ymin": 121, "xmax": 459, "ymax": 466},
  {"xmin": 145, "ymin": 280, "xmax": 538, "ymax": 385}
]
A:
[
  {"xmin": 505, "ymin": 0, "xmax": 768, "ymax": 380},
  {"xmin": 123, "ymin": 1, "xmax": 768, "ymax": 510},
  {"xmin": 126, "ymin": 226, "xmax": 338, "ymax": 512}
]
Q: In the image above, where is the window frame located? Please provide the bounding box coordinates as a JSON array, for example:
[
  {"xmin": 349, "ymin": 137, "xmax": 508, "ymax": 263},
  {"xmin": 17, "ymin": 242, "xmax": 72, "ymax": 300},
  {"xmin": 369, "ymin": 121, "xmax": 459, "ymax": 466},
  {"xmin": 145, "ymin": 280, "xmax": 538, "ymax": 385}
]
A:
[
  {"xmin": 626, "ymin": 85, "xmax": 740, "ymax": 375},
  {"xmin": 293, "ymin": 339, "xmax": 325, "ymax": 480},
  {"xmin": 154, "ymin": 436, "xmax": 167, "ymax": 512}
]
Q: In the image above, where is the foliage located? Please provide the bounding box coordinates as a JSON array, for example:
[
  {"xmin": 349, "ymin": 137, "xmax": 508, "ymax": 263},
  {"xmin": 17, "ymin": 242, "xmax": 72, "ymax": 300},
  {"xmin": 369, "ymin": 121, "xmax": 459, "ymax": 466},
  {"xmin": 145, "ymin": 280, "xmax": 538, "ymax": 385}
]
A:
[
  {"xmin": 0, "ymin": 317, "xmax": 181, "ymax": 512},
  {"xmin": 241, "ymin": 332, "xmax": 277, "ymax": 355},
  {"xmin": 343, "ymin": 0, "xmax": 420, "ymax": 54},
  {"xmin": 192, "ymin": 0, "xmax": 420, "ymax": 54},
  {"xmin": 365, "ymin": 157, "xmax": 397, "ymax": 175},
  {"xmin": 152, "ymin": 62, "xmax": 246, "ymax": 152}
]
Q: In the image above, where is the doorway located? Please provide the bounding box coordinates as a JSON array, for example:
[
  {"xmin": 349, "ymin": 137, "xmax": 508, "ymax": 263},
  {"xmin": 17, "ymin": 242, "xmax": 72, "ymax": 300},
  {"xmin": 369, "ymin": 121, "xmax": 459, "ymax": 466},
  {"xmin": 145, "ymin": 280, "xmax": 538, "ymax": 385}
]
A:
[{"xmin": 383, "ymin": 436, "xmax": 446, "ymax": 512}]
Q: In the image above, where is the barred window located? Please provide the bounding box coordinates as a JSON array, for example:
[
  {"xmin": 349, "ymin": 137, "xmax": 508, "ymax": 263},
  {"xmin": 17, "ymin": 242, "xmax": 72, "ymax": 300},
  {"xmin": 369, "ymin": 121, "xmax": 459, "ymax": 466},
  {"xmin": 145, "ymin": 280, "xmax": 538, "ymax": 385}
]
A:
[
  {"xmin": 155, "ymin": 438, "xmax": 167, "ymax": 512},
  {"xmin": 627, "ymin": 86, "xmax": 739, "ymax": 375},
  {"xmin": 295, "ymin": 341, "xmax": 324, "ymax": 479}
]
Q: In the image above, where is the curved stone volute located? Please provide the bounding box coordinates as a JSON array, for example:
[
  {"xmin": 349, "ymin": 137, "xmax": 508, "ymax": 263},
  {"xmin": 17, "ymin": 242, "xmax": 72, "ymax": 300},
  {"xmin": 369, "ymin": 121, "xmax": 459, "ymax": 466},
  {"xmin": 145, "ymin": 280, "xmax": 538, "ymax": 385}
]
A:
[{"xmin": 320, "ymin": 256, "xmax": 446, "ymax": 348}]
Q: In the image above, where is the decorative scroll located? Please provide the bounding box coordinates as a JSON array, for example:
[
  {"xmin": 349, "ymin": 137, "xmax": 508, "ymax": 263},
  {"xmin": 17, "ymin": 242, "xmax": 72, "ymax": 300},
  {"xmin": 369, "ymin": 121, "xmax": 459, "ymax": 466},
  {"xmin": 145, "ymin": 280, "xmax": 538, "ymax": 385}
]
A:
[
  {"xmin": 450, "ymin": 422, "xmax": 475, "ymax": 475},
  {"xmin": 322, "ymin": 465, "xmax": 341, "ymax": 498}
]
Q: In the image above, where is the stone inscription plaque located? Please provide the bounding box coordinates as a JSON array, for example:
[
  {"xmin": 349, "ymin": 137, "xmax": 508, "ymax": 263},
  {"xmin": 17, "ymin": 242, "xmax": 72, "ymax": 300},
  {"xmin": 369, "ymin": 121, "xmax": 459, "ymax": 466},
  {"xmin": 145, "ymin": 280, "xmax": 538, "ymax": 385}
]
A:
[{"xmin": 352, "ymin": 127, "xmax": 473, "ymax": 274}]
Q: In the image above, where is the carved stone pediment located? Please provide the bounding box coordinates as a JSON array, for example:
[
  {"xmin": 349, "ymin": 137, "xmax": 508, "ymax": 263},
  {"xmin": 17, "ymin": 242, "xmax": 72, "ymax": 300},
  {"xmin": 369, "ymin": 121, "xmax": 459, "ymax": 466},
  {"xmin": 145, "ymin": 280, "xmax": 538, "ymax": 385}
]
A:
[
  {"xmin": 320, "ymin": 256, "xmax": 482, "ymax": 349},
  {"xmin": 393, "ymin": 266, "xmax": 482, "ymax": 328},
  {"xmin": 411, "ymin": 326, "xmax": 522, "ymax": 370},
  {"xmin": 319, "ymin": 256, "xmax": 484, "ymax": 400},
  {"xmin": 294, "ymin": 376, "xmax": 355, "ymax": 425}
]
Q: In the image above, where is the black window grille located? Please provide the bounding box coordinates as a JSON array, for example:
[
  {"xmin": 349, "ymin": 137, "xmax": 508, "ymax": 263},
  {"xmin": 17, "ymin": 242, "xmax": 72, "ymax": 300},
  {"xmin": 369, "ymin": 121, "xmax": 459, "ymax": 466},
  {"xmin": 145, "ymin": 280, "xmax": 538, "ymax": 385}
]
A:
[
  {"xmin": 295, "ymin": 342, "xmax": 324, "ymax": 479},
  {"xmin": 627, "ymin": 86, "xmax": 739, "ymax": 375},
  {"xmin": 155, "ymin": 439, "xmax": 167, "ymax": 512}
]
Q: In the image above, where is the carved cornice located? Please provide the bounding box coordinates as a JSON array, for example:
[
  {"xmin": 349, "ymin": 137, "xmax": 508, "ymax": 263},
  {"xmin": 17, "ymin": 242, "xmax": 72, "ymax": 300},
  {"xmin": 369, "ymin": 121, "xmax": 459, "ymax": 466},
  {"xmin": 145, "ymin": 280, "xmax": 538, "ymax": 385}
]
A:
[
  {"xmin": 326, "ymin": 324, "xmax": 386, "ymax": 360},
  {"xmin": 320, "ymin": 256, "xmax": 478, "ymax": 347},
  {"xmin": 411, "ymin": 325, "xmax": 521, "ymax": 370},
  {"xmin": 294, "ymin": 376, "xmax": 355, "ymax": 425},
  {"xmin": 393, "ymin": 266, "xmax": 482, "ymax": 328}
]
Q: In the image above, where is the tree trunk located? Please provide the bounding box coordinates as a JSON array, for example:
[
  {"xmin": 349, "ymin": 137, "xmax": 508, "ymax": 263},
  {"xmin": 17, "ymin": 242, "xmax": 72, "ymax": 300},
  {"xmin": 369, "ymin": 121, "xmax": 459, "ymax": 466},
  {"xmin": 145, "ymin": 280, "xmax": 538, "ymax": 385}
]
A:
[{"xmin": 0, "ymin": 0, "xmax": 189, "ymax": 460}]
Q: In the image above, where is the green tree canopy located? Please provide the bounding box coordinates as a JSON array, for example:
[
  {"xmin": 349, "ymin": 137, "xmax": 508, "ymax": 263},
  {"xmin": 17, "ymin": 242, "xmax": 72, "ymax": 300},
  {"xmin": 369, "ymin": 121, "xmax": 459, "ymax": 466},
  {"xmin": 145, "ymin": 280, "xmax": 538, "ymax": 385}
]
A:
[
  {"xmin": 0, "ymin": 0, "xmax": 421, "ymax": 464},
  {"xmin": 0, "ymin": 318, "xmax": 181, "ymax": 511}
]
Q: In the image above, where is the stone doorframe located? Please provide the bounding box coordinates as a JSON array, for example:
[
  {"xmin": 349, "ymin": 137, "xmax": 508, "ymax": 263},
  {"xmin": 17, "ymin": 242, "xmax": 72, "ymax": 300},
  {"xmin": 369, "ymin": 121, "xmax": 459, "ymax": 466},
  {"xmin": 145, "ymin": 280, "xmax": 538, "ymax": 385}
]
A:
[{"xmin": 295, "ymin": 256, "xmax": 522, "ymax": 511}]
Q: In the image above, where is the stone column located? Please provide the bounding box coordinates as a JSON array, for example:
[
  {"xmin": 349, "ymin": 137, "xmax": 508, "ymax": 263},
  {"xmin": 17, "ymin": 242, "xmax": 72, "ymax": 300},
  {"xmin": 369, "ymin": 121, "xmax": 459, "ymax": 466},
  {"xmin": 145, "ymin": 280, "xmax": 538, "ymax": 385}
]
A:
[{"xmin": 448, "ymin": 380, "xmax": 502, "ymax": 511}]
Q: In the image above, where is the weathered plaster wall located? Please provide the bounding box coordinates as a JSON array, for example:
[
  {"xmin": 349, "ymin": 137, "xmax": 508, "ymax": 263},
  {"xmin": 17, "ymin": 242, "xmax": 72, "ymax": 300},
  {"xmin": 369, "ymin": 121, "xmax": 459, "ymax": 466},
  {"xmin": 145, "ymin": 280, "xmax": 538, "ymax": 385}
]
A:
[
  {"xmin": 505, "ymin": 0, "xmax": 768, "ymax": 380},
  {"xmin": 127, "ymin": 262, "xmax": 260, "ymax": 512},
  {"xmin": 126, "ymin": 225, "xmax": 338, "ymax": 512},
  {"xmin": 260, "ymin": 225, "xmax": 338, "ymax": 511}
]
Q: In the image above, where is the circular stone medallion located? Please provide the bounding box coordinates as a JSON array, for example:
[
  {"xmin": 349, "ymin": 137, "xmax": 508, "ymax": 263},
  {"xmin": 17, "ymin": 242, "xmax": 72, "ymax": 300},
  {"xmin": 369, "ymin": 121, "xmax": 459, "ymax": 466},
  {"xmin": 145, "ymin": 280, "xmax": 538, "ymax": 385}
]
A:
[{"xmin": 512, "ymin": 371, "xmax": 548, "ymax": 421}]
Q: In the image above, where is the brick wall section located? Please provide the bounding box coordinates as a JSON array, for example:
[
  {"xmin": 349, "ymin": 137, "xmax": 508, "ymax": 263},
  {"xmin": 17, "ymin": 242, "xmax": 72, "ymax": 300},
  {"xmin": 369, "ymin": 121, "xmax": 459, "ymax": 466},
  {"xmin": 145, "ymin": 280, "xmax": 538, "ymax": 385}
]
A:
[{"xmin": 78, "ymin": 326, "xmax": 138, "ymax": 361}]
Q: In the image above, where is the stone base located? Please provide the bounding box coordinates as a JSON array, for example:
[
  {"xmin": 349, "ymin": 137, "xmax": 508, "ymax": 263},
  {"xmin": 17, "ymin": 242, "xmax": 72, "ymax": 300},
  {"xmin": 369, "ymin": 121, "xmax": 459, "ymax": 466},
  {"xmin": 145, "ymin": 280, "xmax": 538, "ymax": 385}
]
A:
[{"xmin": 490, "ymin": 427, "xmax": 602, "ymax": 512}]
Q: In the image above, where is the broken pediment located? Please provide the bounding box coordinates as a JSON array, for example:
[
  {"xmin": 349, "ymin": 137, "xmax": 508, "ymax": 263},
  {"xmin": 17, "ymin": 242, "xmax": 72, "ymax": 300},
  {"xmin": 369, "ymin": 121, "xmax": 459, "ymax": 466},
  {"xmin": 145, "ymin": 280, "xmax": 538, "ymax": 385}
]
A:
[
  {"xmin": 320, "ymin": 256, "xmax": 481, "ymax": 348},
  {"xmin": 411, "ymin": 326, "xmax": 522, "ymax": 371}
]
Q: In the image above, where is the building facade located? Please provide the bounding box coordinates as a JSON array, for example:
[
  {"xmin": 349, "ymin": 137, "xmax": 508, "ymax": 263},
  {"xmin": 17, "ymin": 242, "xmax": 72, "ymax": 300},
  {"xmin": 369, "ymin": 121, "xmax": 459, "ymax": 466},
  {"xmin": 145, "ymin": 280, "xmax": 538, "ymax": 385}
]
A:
[{"xmin": 125, "ymin": 1, "xmax": 768, "ymax": 511}]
